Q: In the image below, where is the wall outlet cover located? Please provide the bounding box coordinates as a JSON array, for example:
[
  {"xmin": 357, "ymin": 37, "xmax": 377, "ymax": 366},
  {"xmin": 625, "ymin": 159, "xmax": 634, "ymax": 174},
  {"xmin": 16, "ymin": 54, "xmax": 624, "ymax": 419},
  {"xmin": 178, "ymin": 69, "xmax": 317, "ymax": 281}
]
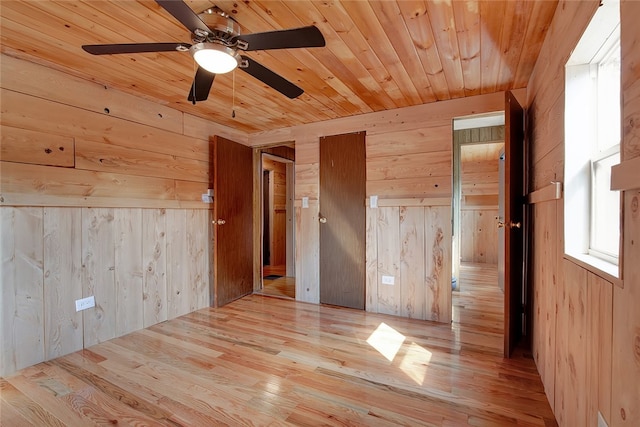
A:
[
  {"xmin": 75, "ymin": 296, "xmax": 95, "ymax": 312},
  {"xmin": 381, "ymin": 275, "xmax": 395, "ymax": 285}
]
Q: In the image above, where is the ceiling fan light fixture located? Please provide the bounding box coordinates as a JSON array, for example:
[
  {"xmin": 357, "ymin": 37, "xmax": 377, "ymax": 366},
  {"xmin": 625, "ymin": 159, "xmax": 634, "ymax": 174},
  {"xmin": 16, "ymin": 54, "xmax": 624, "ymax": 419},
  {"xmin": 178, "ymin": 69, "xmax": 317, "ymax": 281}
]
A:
[{"xmin": 191, "ymin": 43, "xmax": 239, "ymax": 74}]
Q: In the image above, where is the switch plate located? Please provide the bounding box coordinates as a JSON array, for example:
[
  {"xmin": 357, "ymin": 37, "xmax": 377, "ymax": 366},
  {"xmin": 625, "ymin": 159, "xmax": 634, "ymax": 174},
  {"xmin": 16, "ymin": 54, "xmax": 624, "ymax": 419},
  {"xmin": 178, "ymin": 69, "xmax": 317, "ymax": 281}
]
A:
[
  {"xmin": 75, "ymin": 296, "xmax": 95, "ymax": 312},
  {"xmin": 381, "ymin": 275, "xmax": 395, "ymax": 285},
  {"xmin": 370, "ymin": 195, "xmax": 378, "ymax": 208},
  {"xmin": 201, "ymin": 194, "xmax": 213, "ymax": 203},
  {"xmin": 302, "ymin": 197, "xmax": 309, "ymax": 208}
]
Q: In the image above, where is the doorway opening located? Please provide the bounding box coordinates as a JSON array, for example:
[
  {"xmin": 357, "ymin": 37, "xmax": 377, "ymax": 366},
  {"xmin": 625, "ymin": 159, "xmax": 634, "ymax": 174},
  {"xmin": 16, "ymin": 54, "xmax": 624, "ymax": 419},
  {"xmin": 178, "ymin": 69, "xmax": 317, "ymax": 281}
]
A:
[
  {"xmin": 452, "ymin": 113, "xmax": 505, "ymax": 353},
  {"xmin": 259, "ymin": 146, "xmax": 295, "ymax": 299}
]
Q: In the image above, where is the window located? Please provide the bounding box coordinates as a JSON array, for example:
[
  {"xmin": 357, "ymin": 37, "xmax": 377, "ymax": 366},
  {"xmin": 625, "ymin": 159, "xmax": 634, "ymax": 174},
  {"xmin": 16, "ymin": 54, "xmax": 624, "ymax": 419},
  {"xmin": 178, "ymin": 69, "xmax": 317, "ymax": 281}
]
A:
[{"xmin": 564, "ymin": 0, "xmax": 621, "ymax": 277}]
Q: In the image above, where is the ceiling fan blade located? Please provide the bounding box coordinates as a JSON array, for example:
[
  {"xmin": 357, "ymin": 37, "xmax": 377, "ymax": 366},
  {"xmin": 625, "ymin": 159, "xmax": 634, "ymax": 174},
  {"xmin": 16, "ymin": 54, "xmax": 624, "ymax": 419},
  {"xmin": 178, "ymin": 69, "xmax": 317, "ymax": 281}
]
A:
[
  {"xmin": 234, "ymin": 26, "xmax": 325, "ymax": 51},
  {"xmin": 187, "ymin": 66, "xmax": 216, "ymax": 103},
  {"xmin": 155, "ymin": 0, "xmax": 210, "ymax": 35},
  {"xmin": 82, "ymin": 42, "xmax": 190, "ymax": 55},
  {"xmin": 240, "ymin": 56, "xmax": 303, "ymax": 99}
]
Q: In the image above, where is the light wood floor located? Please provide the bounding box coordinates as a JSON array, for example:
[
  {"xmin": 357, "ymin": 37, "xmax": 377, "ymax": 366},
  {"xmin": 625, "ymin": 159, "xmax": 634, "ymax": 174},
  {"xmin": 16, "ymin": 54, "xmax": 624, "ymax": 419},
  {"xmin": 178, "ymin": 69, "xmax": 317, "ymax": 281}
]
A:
[
  {"xmin": 453, "ymin": 262, "xmax": 504, "ymax": 354},
  {"xmin": 260, "ymin": 264, "xmax": 295, "ymax": 299},
  {"xmin": 1, "ymin": 267, "xmax": 555, "ymax": 426}
]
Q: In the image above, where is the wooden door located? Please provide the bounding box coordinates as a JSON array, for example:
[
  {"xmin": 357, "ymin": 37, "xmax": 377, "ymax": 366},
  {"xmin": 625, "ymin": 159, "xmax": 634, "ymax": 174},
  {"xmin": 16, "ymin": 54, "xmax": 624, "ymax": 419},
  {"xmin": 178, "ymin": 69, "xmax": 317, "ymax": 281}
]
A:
[
  {"xmin": 504, "ymin": 92, "xmax": 525, "ymax": 357},
  {"xmin": 213, "ymin": 136, "xmax": 254, "ymax": 307},
  {"xmin": 319, "ymin": 132, "xmax": 366, "ymax": 309}
]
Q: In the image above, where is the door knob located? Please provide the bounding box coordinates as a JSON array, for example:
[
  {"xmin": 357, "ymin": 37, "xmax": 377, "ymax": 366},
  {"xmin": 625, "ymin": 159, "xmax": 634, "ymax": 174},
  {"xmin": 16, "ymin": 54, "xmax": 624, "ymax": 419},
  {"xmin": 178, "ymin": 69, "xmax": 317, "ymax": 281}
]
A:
[
  {"xmin": 213, "ymin": 219, "xmax": 226, "ymax": 225},
  {"xmin": 319, "ymin": 215, "xmax": 327, "ymax": 224}
]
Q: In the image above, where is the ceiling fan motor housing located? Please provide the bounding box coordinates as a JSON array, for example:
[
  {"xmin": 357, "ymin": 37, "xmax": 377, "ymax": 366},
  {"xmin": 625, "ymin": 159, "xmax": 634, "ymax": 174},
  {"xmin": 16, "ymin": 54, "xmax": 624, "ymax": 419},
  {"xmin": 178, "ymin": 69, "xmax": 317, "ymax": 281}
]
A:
[{"xmin": 196, "ymin": 9, "xmax": 242, "ymax": 47}]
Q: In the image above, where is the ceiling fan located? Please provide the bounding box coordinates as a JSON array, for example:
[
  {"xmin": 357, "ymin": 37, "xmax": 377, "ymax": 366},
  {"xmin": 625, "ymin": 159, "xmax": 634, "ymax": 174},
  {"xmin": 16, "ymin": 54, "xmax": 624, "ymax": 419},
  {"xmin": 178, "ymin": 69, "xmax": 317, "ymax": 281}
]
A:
[{"xmin": 82, "ymin": 0, "xmax": 326, "ymax": 103}]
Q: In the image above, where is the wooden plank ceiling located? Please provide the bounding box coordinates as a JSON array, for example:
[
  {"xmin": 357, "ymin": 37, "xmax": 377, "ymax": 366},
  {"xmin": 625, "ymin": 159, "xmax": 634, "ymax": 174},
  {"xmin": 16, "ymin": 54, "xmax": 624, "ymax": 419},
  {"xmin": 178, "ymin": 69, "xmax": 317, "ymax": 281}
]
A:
[{"xmin": 0, "ymin": 1, "xmax": 558, "ymax": 134}]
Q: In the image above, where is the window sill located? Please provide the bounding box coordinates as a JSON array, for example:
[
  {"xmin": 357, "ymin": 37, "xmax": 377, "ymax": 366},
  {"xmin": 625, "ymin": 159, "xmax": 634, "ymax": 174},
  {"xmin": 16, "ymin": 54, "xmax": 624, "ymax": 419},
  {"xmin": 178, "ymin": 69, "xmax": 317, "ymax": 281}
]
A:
[{"xmin": 564, "ymin": 253, "xmax": 623, "ymax": 288}]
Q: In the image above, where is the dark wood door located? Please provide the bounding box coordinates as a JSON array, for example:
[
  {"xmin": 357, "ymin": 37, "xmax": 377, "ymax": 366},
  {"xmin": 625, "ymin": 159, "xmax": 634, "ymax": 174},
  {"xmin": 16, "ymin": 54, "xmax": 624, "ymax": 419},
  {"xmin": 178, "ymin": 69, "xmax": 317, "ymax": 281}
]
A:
[
  {"xmin": 504, "ymin": 91, "xmax": 525, "ymax": 357},
  {"xmin": 213, "ymin": 136, "xmax": 253, "ymax": 307},
  {"xmin": 319, "ymin": 132, "xmax": 366, "ymax": 309}
]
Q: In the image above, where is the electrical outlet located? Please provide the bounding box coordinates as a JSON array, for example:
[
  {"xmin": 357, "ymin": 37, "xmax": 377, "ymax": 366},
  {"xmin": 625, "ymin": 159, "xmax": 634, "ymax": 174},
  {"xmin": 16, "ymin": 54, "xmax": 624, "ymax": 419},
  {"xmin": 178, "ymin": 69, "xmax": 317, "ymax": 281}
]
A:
[
  {"xmin": 75, "ymin": 296, "xmax": 95, "ymax": 312},
  {"xmin": 381, "ymin": 275, "xmax": 395, "ymax": 285}
]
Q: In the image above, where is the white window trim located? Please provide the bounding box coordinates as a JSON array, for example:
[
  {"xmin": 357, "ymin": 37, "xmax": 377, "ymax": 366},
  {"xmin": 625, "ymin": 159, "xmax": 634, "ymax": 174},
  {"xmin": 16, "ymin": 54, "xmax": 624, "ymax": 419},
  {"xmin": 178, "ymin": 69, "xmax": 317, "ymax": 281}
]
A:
[{"xmin": 564, "ymin": 0, "xmax": 621, "ymax": 280}]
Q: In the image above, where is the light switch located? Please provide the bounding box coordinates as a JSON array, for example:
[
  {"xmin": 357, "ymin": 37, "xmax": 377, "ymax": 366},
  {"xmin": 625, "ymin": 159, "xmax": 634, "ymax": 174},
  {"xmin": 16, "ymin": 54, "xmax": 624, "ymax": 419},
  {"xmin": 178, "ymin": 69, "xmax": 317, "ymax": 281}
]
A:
[
  {"xmin": 302, "ymin": 197, "xmax": 309, "ymax": 208},
  {"xmin": 370, "ymin": 195, "xmax": 378, "ymax": 208}
]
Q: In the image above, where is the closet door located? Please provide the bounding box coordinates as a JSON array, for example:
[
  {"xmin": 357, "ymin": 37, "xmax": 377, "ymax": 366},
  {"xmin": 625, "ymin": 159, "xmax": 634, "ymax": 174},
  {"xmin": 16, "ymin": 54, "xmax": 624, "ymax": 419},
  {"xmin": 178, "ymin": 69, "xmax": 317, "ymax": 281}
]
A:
[{"xmin": 319, "ymin": 131, "xmax": 366, "ymax": 310}]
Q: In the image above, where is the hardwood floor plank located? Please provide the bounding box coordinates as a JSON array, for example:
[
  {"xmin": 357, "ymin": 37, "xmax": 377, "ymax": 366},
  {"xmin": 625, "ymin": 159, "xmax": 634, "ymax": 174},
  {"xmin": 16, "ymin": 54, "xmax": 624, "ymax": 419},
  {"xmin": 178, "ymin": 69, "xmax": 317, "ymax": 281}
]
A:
[{"xmin": 1, "ymin": 277, "xmax": 555, "ymax": 426}]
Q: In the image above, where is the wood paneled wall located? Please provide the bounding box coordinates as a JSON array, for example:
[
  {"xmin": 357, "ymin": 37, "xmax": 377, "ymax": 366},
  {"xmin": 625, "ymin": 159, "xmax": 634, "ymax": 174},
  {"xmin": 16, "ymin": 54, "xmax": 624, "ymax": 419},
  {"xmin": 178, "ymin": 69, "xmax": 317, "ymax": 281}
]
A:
[
  {"xmin": 0, "ymin": 54, "xmax": 244, "ymax": 208},
  {"xmin": 1, "ymin": 207, "xmax": 210, "ymax": 377},
  {"xmin": 0, "ymin": 55, "xmax": 224, "ymax": 377},
  {"xmin": 527, "ymin": 1, "xmax": 640, "ymax": 426},
  {"xmin": 253, "ymin": 93, "xmax": 505, "ymax": 320}
]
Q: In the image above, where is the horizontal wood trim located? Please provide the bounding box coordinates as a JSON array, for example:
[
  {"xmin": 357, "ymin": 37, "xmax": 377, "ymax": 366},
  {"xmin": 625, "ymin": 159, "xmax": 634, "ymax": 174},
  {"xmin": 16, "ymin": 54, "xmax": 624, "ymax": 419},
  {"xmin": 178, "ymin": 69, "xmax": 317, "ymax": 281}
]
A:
[
  {"xmin": 75, "ymin": 139, "xmax": 210, "ymax": 183},
  {"xmin": 462, "ymin": 205, "xmax": 499, "ymax": 211},
  {"xmin": 365, "ymin": 197, "xmax": 451, "ymax": 207},
  {"xmin": 611, "ymin": 157, "xmax": 640, "ymax": 191},
  {"xmin": 1, "ymin": 126, "xmax": 75, "ymax": 167},
  {"xmin": 527, "ymin": 181, "xmax": 563, "ymax": 204},
  {"xmin": 293, "ymin": 198, "xmax": 318, "ymax": 207},
  {"xmin": 0, "ymin": 194, "xmax": 210, "ymax": 209},
  {"xmin": 463, "ymin": 194, "xmax": 499, "ymax": 207}
]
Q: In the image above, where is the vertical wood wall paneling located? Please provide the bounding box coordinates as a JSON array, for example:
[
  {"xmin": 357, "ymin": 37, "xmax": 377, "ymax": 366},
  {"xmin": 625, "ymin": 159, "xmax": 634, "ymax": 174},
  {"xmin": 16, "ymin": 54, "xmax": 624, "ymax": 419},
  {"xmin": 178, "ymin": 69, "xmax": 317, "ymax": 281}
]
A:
[
  {"xmin": 612, "ymin": 1, "xmax": 640, "ymax": 425},
  {"xmin": 114, "ymin": 208, "xmax": 143, "ymax": 337},
  {"xmin": 142, "ymin": 209, "xmax": 167, "ymax": 328},
  {"xmin": 376, "ymin": 207, "xmax": 401, "ymax": 315},
  {"xmin": 0, "ymin": 207, "xmax": 44, "ymax": 376},
  {"xmin": 425, "ymin": 206, "xmax": 452, "ymax": 323},
  {"xmin": 187, "ymin": 209, "xmax": 209, "ymax": 312},
  {"xmin": 82, "ymin": 208, "xmax": 116, "ymax": 347},
  {"xmin": 166, "ymin": 209, "xmax": 190, "ymax": 319},
  {"xmin": 295, "ymin": 199, "xmax": 320, "ymax": 304},
  {"xmin": 365, "ymin": 206, "xmax": 379, "ymax": 312},
  {"xmin": 531, "ymin": 200, "xmax": 557, "ymax": 407},
  {"xmin": 588, "ymin": 273, "xmax": 613, "ymax": 425},
  {"xmin": 44, "ymin": 207, "xmax": 83, "ymax": 361},
  {"xmin": 400, "ymin": 207, "xmax": 426, "ymax": 319}
]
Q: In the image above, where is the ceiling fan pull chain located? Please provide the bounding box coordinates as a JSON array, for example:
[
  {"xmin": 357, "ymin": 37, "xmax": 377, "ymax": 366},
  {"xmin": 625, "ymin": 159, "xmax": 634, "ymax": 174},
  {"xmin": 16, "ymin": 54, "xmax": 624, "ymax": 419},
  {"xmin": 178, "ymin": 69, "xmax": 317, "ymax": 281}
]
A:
[
  {"xmin": 191, "ymin": 59, "xmax": 197, "ymax": 105},
  {"xmin": 232, "ymin": 71, "xmax": 236, "ymax": 118}
]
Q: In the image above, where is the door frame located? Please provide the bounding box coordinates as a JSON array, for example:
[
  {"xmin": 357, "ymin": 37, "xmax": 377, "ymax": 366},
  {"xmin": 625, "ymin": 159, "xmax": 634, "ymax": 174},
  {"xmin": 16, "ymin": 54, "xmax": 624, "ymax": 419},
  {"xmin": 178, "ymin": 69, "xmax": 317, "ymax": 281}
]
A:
[
  {"xmin": 452, "ymin": 114, "xmax": 506, "ymax": 287},
  {"xmin": 253, "ymin": 149, "xmax": 296, "ymax": 292}
]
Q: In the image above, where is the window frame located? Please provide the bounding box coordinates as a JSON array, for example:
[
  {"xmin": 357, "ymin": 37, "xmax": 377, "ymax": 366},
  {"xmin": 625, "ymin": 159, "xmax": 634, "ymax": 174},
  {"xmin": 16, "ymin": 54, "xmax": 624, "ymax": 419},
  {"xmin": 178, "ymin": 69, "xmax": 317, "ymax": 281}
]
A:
[{"xmin": 563, "ymin": 0, "xmax": 622, "ymax": 281}]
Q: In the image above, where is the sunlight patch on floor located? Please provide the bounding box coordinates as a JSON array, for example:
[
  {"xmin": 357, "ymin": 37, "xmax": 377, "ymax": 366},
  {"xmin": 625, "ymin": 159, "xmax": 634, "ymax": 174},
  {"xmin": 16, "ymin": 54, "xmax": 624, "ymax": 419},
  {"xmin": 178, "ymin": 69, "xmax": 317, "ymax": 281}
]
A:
[
  {"xmin": 399, "ymin": 342, "xmax": 433, "ymax": 385},
  {"xmin": 366, "ymin": 322, "xmax": 405, "ymax": 362}
]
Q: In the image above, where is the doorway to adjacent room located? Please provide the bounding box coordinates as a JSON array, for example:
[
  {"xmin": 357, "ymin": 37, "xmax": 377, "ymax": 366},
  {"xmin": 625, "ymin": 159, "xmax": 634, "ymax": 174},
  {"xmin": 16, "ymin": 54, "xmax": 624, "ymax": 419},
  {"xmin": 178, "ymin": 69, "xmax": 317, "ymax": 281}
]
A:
[{"xmin": 259, "ymin": 146, "xmax": 296, "ymax": 299}]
